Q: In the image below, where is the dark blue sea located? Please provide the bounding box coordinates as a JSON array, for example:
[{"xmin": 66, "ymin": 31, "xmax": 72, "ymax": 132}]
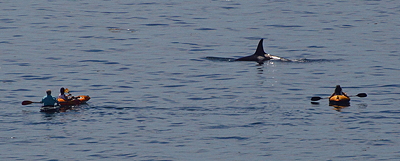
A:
[{"xmin": 1, "ymin": 0, "xmax": 400, "ymax": 160}]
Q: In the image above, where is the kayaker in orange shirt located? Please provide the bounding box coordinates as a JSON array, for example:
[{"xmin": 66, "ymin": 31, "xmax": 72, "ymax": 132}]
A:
[{"xmin": 58, "ymin": 87, "xmax": 76, "ymax": 101}]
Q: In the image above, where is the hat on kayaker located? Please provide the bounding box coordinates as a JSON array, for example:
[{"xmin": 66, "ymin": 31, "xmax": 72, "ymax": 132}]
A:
[{"xmin": 46, "ymin": 89, "xmax": 52, "ymax": 95}]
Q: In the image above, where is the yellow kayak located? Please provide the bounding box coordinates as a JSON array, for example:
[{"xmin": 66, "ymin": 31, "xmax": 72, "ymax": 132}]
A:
[{"xmin": 329, "ymin": 94, "xmax": 350, "ymax": 106}]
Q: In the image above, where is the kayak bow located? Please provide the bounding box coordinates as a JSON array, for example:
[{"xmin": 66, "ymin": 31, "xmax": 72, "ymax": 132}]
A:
[{"xmin": 58, "ymin": 95, "xmax": 90, "ymax": 106}]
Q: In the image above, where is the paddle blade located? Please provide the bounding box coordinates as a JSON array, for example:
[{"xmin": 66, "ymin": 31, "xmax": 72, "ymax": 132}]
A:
[
  {"xmin": 311, "ymin": 97, "xmax": 322, "ymax": 101},
  {"xmin": 356, "ymin": 93, "xmax": 367, "ymax": 97},
  {"xmin": 22, "ymin": 100, "xmax": 33, "ymax": 105},
  {"xmin": 65, "ymin": 88, "xmax": 70, "ymax": 93}
]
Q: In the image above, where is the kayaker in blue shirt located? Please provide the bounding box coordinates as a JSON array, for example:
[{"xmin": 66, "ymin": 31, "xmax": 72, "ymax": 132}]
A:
[{"xmin": 41, "ymin": 89, "xmax": 58, "ymax": 107}]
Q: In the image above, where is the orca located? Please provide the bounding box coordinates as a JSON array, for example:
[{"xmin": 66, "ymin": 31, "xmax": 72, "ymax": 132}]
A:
[
  {"xmin": 205, "ymin": 39, "xmax": 291, "ymax": 64},
  {"xmin": 235, "ymin": 39, "xmax": 289, "ymax": 65}
]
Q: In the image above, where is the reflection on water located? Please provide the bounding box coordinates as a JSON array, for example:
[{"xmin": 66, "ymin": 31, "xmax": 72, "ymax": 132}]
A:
[{"xmin": 331, "ymin": 105, "xmax": 350, "ymax": 112}]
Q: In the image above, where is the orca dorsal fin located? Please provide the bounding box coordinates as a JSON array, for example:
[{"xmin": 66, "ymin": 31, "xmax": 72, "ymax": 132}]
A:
[
  {"xmin": 254, "ymin": 39, "xmax": 266, "ymax": 56},
  {"xmin": 235, "ymin": 38, "xmax": 269, "ymax": 64}
]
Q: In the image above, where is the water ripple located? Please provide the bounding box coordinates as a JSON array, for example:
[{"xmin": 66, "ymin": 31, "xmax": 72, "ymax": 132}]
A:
[
  {"xmin": 82, "ymin": 49, "xmax": 104, "ymax": 52},
  {"xmin": 209, "ymin": 136, "xmax": 249, "ymax": 140}
]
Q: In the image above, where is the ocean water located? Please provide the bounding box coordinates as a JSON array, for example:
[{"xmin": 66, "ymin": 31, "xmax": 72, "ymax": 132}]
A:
[{"xmin": 1, "ymin": 0, "xmax": 400, "ymax": 160}]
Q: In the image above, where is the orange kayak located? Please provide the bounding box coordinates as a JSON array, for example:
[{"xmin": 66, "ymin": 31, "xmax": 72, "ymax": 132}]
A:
[
  {"xmin": 58, "ymin": 95, "xmax": 90, "ymax": 106},
  {"xmin": 329, "ymin": 95, "xmax": 350, "ymax": 106}
]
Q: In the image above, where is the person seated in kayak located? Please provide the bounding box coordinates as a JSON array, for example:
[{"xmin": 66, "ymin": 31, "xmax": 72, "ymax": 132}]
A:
[
  {"xmin": 330, "ymin": 85, "xmax": 349, "ymax": 97},
  {"xmin": 58, "ymin": 87, "xmax": 77, "ymax": 101},
  {"xmin": 40, "ymin": 89, "xmax": 58, "ymax": 107}
]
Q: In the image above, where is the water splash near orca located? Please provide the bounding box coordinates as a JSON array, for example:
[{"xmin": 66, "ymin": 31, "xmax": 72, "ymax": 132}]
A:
[{"xmin": 280, "ymin": 58, "xmax": 344, "ymax": 63}]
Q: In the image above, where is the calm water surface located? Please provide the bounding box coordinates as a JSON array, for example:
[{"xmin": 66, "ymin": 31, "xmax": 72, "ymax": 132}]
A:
[{"xmin": 1, "ymin": 0, "xmax": 400, "ymax": 160}]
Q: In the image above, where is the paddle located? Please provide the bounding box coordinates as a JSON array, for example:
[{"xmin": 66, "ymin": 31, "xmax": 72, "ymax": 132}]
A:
[
  {"xmin": 311, "ymin": 96, "xmax": 326, "ymax": 101},
  {"xmin": 311, "ymin": 93, "xmax": 367, "ymax": 101},
  {"xmin": 351, "ymin": 93, "xmax": 367, "ymax": 97},
  {"xmin": 22, "ymin": 88, "xmax": 73, "ymax": 106},
  {"xmin": 64, "ymin": 88, "xmax": 77, "ymax": 99},
  {"xmin": 63, "ymin": 88, "xmax": 80, "ymax": 99},
  {"xmin": 21, "ymin": 100, "xmax": 41, "ymax": 105}
]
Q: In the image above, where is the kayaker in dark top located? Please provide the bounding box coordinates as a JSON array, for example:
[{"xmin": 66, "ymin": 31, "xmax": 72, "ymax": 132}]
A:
[
  {"xmin": 58, "ymin": 87, "xmax": 76, "ymax": 101},
  {"xmin": 330, "ymin": 85, "xmax": 349, "ymax": 97},
  {"xmin": 41, "ymin": 89, "xmax": 58, "ymax": 107}
]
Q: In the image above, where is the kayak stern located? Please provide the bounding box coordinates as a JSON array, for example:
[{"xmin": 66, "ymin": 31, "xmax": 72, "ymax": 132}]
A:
[{"xmin": 329, "ymin": 95, "xmax": 350, "ymax": 106}]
